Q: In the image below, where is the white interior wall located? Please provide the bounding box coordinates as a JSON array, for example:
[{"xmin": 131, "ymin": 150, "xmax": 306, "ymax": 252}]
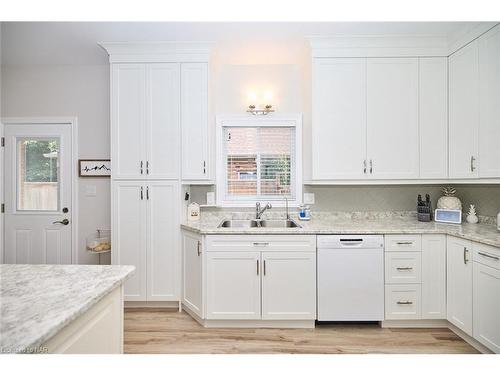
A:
[{"xmin": 1, "ymin": 64, "xmax": 110, "ymax": 264}]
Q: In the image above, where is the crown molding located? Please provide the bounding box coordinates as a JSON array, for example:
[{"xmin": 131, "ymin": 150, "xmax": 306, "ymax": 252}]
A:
[
  {"xmin": 98, "ymin": 41, "xmax": 213, "ymax": 63},
  {"xmin": 308, "ymin": 35, "xmax": 449, "ymax": 58},
  {"xmin": 447, "ymin": 22, "xmax": 499, "ymax": 55}
]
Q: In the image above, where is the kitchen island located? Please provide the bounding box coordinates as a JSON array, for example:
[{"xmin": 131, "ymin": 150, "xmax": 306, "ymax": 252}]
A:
[{"xmin": 0, "ymin": 264, "xmax": 134, "ymax": 354}]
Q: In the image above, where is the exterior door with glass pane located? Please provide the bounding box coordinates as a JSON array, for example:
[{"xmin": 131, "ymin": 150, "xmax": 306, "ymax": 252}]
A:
[{"xmin": 4, "ymin": 124, "xmax": 72, "ymax": 264}]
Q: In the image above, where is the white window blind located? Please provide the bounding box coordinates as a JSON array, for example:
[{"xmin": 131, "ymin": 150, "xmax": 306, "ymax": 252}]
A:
[{"xmin": 224, "ymin": 126, "xmax": 295, "ymax": 201}]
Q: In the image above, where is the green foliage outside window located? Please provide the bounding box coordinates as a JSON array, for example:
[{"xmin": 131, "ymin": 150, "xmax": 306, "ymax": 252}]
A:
[{"xmin": 23, "ymin": 140, "xmax": 58, "ymax": 182}]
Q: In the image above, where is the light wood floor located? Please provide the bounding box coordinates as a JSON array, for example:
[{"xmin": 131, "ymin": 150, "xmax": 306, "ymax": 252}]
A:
[{"xmin": 124, "ymin": 308, "xmax": 479, "ymax": 354}]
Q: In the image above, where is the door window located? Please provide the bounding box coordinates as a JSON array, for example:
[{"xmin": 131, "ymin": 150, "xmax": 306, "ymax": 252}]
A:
[{"xmin": 17, "ymin": 138, "xmax": 60, "ymax": 211}]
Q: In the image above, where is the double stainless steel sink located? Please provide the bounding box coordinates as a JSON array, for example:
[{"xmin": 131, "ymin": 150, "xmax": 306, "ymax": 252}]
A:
[{"xmin": 218, "ymin": 219, "xmax": 301, "ymax": 229}]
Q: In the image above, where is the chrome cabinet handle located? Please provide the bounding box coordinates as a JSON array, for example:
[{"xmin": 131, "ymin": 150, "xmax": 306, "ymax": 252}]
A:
[
  {"xmin": 52, "ymin": 219, "xmax": 69, "ymax": 225},
  {"xmin": 203, "ymin": 161, "xmax": 206, "ymax": 174},
  {"xmin": 397, "ymin": 301, "xmax": 413, "ymax": 305},
  {"xmin": 396, "ymin": 267, "xmax": 413, "ymax": 271},
  {"xmin": 471, "ymin": 156, "xmax": 476, "ymax": 172},
  {"xmin": 478, "ymin": 251, "xmax": 499, "ymax": 261},
  {"xmin": 256, "ymin": 260, "xmax": 259, "ymax": 275},
  {"xmin": 146, "ymin": 161, "xmax": 149, "ymax": 175},
  {"xmin": 140, "ymin": 161, "xmax": 143, "ymax": 174},
  {"xmin": 197, "ymin": 241, "xmax": 201, "ymax": 256},
  {"xmin": 146, "ymin": 186, "xmax": 149, "ymax": 200},
  {"xmin": 396, "ymin": 241, "xmax": 414, "ymax": 245},
  {"xmin": 253, "ymin": 242, "xmax": 269, "ymax": 247},
  {"xmin": 370, "ymin": 159, "xmax": 373, "ymax": 174},
  {"xmin": 140, "ymin": 186, "xmax": 144, "ymax": 200},
  {"xmin": 363, "ymin": 160, "xmax": 367, "ymax": 174},
  {"xmin": 464, "ymin": 247, "xmax": 469, "ymax": 264}
]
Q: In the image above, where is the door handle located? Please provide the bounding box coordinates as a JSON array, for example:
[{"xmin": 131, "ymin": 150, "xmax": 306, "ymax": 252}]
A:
[
  {"xmin": 140, "ymin": 161, "xmax": 143, "ymax": 175},
  {"xmin": 463, "ymin": 247, "xmax": 469, "ymax": 264},
  {"xmin": 197, "ymin": 241, "xmax": 201, "ymax": 256},
  {"xmin": 363, "ymin": 160, "xmax": 367, "ymax": 174},
  {"xmin": 53, "ymin": 219, "xmax": 70, "ymax": 225},
  {"xmin": 396, "ymin": 267, "xmax": 413, "ymax": 271},
  {"xmin": 146, "ymin": 186, "xmax": 149, "ymax": 200},
  {"xmin": 146, "ymin": 161, "xmax": 149, "ymax": 175},
  {"xmin": 370, "ymin": 159, "xmax": 373, "ymax": 174},
  {"xmin": 256, "ymin": 260, "xmax": 259, "ymax": 275},
  {"xmin": 397, "ymin": 301, "xmax": 413, "ymax": 305},
  {"xmin": 140, "ymin": 186, "xmax": 144, "ymax": 200}
]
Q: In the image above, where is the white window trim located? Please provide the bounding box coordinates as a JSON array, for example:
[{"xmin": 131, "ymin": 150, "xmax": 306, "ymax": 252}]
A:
[{"xmin": 216, "ymin": 114, "xmax": 303, "ymax": 208}]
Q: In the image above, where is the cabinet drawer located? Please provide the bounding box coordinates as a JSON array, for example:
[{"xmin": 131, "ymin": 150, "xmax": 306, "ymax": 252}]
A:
[
  {"xmin": 473, "ymin": 243, "xmax": 500, "ymax": 271},
  {"xmin": 385, "ymin": 284, "xmax": 422, "ymax": 320},
  {"xmin": 385, "ymin": 252, "xmax": 421, "ymax": 284},
  {"xmin": 206, "ymin": 235, "xmax": 316, "ymax": 252},
  {"xmin": 385, "ymin": 235, "xmax": 421, "ymax": 252}
]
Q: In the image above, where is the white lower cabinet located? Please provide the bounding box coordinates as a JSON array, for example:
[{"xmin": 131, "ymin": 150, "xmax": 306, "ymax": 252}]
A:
[
  {"xmin": 112, "ymin": 181, "xmax": 180, "ymax": 302},
  {"xmin": 206, "ymin": 251, "xmax": 261, "ymax": 320},
  {"xmin": 384, "ymin": 234, "xmax": 446, "ymax": 321},
  {"xmin": 182, "ymin": 231, "xmax": 203, "ymax": 318},
  {"xmin": 473, "ymin": 243, "xmax": 500, "ymax": 353},
  {"xmin": 421, "ymin": 234, "xmax": 447, "ymax": 319},
  {"xmin": 446, "ymin": 237, "xmax": 473, "ymax": 335},
  {"xmin": 195, "ymin": 235, "xmax": 316, "ymax": 324},
  {"xmin": 261, "ymin": 252, "xmax": 316, "ymax": 320},
  {"xmin": 385, "ymin": 284, "xmax": 422, "ymax": 320}
]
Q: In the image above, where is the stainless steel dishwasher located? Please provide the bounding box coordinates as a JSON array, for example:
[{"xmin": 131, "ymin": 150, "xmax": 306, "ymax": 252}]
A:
[{"xmin": 317, "ymin": 235, "xmax": 384, "ymax": 321}]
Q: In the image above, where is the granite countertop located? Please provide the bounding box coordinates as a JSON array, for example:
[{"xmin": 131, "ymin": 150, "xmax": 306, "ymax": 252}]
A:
[
  {"xmin": 181, "ymin": 211, "xmax": 500, "ymax": 248},
  {"xmin": 0, "ymin": 264, "xmax": 134, "ymax": 354}
]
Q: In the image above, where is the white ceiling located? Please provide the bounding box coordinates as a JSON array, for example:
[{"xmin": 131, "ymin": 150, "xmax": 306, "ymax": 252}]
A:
[{"xmin": 0, "ymin": 22, "xmax": 490, "ymax": 65}]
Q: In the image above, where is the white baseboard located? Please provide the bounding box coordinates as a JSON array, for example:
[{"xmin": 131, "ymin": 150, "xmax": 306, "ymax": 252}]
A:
[
  {"xmin": 125, "ymin": 301, "xmax": 181, "ymax": 309},
  {"xmin": 447, "ymin": 323, "xmax": 493, "ymax": 354},
  {"xmin": 381, "ymin": 319, "xmax": 448, "ymax": 328}
]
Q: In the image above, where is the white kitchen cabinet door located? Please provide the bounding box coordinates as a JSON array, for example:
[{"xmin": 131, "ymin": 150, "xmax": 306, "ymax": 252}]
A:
[
  {"xmin": 181, "ymin": 63, "xmax": 209, "ymax": 181},
  {"xmin": 447, "ymin": 236, "xmax": 473, "ymax": 335},
  {"xmin": 146, "ymin": 64, "xmax": 181, "ymax": 179},
  {"xmin": 421, "ymin": 234, "xmax": 446, "ymax": 319},
  {"xmin": 206, "ymin": 251, "xmax": 261, "ymax": 320},
  {"xmin": 261, "ymin": 252, "xmax": 316, "ymax": 320},
  {"xmin": 367, "ymin": 58, "xmax": 419, "ymax": 179},
  {"xmin": 479, "ymin": 25, "xmax": 500, "ymax": 178},
  {"xmin": 112, "ymin": 181, "xmax": 147, "ymax": 301},
  {"xmin": 111, "ymin": 64, "xmax": 147, "ymax": 180},
  {"xmin": 449, "ymin": 41, "xmax": 480, "ymax": 179},
  {"xmin": 473, "ymin": 262, "xmax": 500, "ymax": 353},
  {"xmin": 312, "ymin": 58, "xmax": 367, "ymax": 180},
  {"xmin": 182, "ymin": 231, "xmax": 203, "ymax": 318},
  {"xmin": 146, "ymin": 181, "xmax": 180, "ymax": 301},
  {"xmin": 419, "ymin": 58, "xmax": 448, "ymax": 179}
]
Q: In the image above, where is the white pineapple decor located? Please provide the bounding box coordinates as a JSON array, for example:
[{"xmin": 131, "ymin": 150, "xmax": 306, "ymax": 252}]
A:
[
  {"xmin": 437, "ymin": 187, "xmax": 462, "ymax": 210},
  {"xmin": 466, "ymin": 204, "xmax": 479, "ymax": 224}
]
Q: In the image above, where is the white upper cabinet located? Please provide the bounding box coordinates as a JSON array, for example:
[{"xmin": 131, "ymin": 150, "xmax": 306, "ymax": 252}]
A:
[
  {"xmin": 312, "ymin": 58, "xmax": 367, "ymax": 180},
  {"xmin": 478, "ymin": 25, "xmax": 500, "ymax": 178},
  {"xmin": 112, "ymin": 64, "xmax": 147, "ymax": 180},
  {"xmin": 181, "ymin": 62, "xmax": 209, "ymax": 181},
  {"xmin": 112, "ymin": 63, "xmax": 182, "ymax": 180},
  {"xmin": 146, "ymin": 64, "xmax": 181, "ymax": 179},
  {"xmin": 419, "ymin": 58, "xmax": 448, "ymax": 179},
  {"xmin": 449, "ymin": 41, "xmax": 480, "ymax": 179},
  {"xmin": 367, "ymin": 58, "xmax": 419, "ymax": 179}
]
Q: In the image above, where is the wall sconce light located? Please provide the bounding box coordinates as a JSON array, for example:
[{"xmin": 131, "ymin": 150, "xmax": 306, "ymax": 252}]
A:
[{"xmin": 247, "ymin": 104, "xmax": 274, "ymax": 115}]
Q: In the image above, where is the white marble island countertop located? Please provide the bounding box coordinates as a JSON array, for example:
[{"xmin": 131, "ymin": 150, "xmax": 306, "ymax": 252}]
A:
[
  {"xmin": 0, "ymin": 264, "xmax": 134, "ymax": 354},
  {"xmin": 181, "ymin": 211, "xmax": 500, "ymax": 248}
]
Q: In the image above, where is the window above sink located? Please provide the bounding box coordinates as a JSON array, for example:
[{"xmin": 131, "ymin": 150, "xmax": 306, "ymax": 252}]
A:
[{"xmin": 216, "ymin": 114, "xmax": 303, "ymax": 207}]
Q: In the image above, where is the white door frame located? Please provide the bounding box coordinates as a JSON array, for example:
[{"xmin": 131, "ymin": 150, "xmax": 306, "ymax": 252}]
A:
[{"xmin": 1, "ymin": 117, "xmax": 79, "ymax": 264}]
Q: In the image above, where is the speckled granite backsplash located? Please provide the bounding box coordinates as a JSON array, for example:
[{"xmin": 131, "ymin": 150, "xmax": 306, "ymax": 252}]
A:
[{"xmin": 189, "ymin": 184, "xmax": 500, "ymax": 218}]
